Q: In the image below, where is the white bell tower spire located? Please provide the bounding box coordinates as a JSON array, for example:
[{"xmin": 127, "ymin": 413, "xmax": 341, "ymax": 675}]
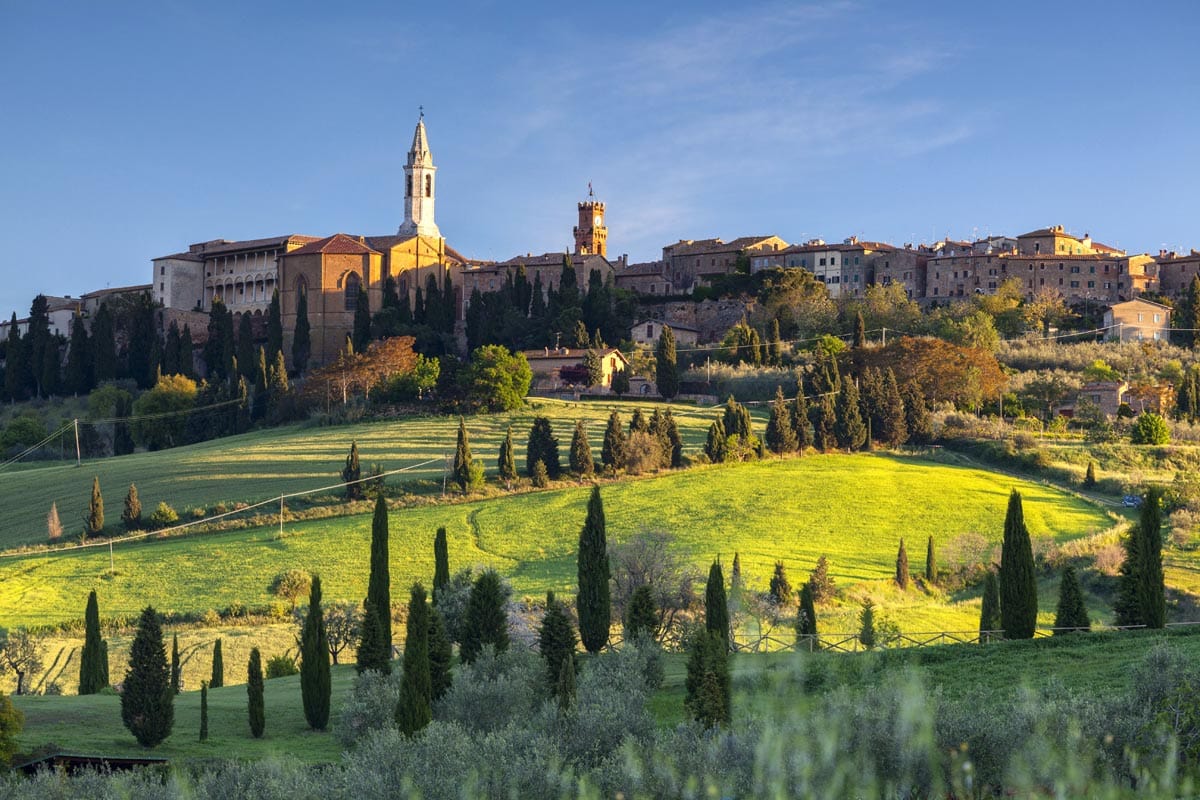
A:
[{"xmin": 398, "ymin": 109, "xmax": 441, "ymax": 238}]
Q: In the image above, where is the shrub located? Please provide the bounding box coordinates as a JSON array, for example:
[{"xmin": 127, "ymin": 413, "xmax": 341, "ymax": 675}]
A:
[
  {"xmin": 336, "ymin": 668, "xmax": 401, "ymax": 748},
  {"xmin": 1131, "ymin": 412, "xmax": 1170, "ymax": 445},
  {"xmin": 149, "ymin": 501, "xmax": 179, "ymax": 528},
  {"xmin": 265, "ymin": 654, "xmax": 298, "ymax": 679}
]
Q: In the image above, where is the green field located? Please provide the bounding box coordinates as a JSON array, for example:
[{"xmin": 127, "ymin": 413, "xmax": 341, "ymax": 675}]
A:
[
  {"xmin": 0, "ymin": 454, "xmax": 1112, "ymax": 632},
  {"xmin": 0, "ymin": 399, "xmax": 722, "ymax": 551}
]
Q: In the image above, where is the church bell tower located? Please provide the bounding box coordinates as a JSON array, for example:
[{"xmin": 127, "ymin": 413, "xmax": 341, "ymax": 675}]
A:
[
  {"xmin": 398, "ymin": 112, "xmax": 441, "ymax": 238},
  {"xmin": 573, "ymin": 184, "xmax": 607, "ymax": 257}
]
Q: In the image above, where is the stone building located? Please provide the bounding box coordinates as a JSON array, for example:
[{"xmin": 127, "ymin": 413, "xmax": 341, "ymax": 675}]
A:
[
  {"xmin": 630, "ymin": 319, "xmax": 699, "ymax": 348},
  {"xmin": 1104, "ymin": 297, "xmax": 1171, "ymax": 341},
  {"xmin": 660, "ymin": 235, "xmax": 787, "ymax": 292},
  {"xmin": 1155, "ymin": 249, "xmax": 1200, "ymax": 296}
]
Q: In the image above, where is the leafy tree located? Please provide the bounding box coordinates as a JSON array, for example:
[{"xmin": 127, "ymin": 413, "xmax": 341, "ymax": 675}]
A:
[
  {"xmin": 796, "ymin": 583, "xmax": 818, "ymax": 638},
  {"xmin": 462, "ymin": 345, "xmax": 531, "ymax": 412},
  {"xmin": 526, "ymin": 416, "xmax": 562, "ymax": 478},
  {"xmin": 624, "ymin": 584, "xmax": 658, "ymax": 642},
  {"xmin": 342, "ymin": 441, "xmax": 363, "ymax": 501},
  {"xmin": 84, "ymin": 476, "xmax": 104, "ymax": 538},
  {"xmin": 1054, "ymin": 565, "xmax": 1090, "ymax": 634},
  {"xmin": 765, "ymin": 385, "xmax": 797, "ymax": 454},
  {"xmin": 834, "ymin": 379, "xmax": 868, "ymax": 451},
  {"xmin": 0, "ymin": 629, "xmax": 42, "ymax": 696},
  {"xmin": 79, "ymin": 590, "xmax": 107, "ymax": 694},
  {"xmin": 895, "ymin": 538, "xmax": 910, "ymax": 590},
  {"xmin": 247, "ymin": 647, "xmax": 265, "ymax": 738},
  {"xmin": 170, "ymin": 634, "xmax": 181, "ymax": 694},
  {"xmin": 1116, "ymin": 487, "xmax": 1166, "ymax": 628},
  {"xmin": 292, "ymin": 289, "xmax": 311, "ymax": 374},
  {"xmin": 131, "ymin": 373, "xmax": 198, "ymax": 450},
  {"xmin": 363, "ymin": 494, "xmax": 393, "ymax": 671},
  {"xmin": 858, "ymin": 599, "xmax": 877, "ymax": 649},
  {"xmin": 656, "ymin": 324, "xmax": 679, "ymax": 399},
  {"xmin": 199, "ymin": 681, "xmax": 208, "ymax": 742},
  {"xmin": 497, "ymin": 426, "xmax": 518, "ymax": 483},
  {"xmin": 1131, "ymin": 411, "xmax": 1170, "ymax": 445},
  {"xmin": 453, "ymin": 418, "xmax": 483, "ymax": 492},
  {"xmin": 396, "ymin": 583, "xmax": 432, "ymax": 736},
  {"xmin": 428, "ymin": 607, "xmax": 453, "ymax": 702},
  {"xmin": 210, "ymin": 639, "xmax": 224, "ymax": 688},
  {"xmin": 269, "ymin": 569, "xmax": 312, "ymax": 611},
  {"xmin": 1000, "ymin": 490, "xmax": 1037, "ymax": 639},
  {"xmin": 538, "ymin": 591, "xmax": 578, "ymax": 697},
  {"xmin": 301, "ymin": 575, "xmax": 332, "ymax": 730},
  {"xmin": 122, "ymin": 483, "xmax": 142, "ymax": 531},
  {"xmin": 684, "ymin": 630, "xmax": 730, "ymax": 729},
  {"xmin": 768, "ymin": 561, "xmax": 792, "ymax": 606},
  {"xmin": 704, "ymin": 560, "xmax": 730, "ymax": 652},
  {"xmin": 601, "ymin": 411, "xmax": 628, "ymax": 473},
  {"xmin": 460, "ymin": 569, "xmax": 509, "ymax": 663},
  {"xmin": 611, "ymin": 367, "xmax": 630, "ymax": 398},
  {"xmin": 925, "ymin": 535, "xmax": 937, "ymax": 584},
  {"xmin": 569, "ymin": 419, "xmax": 594, "ymax": 477},
  {"xmin": 433, "ymin": 527, "xmax": 450, "ymax": 603},
  {"xmin": 577, "ymin": 486, "xmax": 611, "ymax": 653},
  {"xmin": 121, "ymin": 606, "xmax": 173, "ymax": 747}
]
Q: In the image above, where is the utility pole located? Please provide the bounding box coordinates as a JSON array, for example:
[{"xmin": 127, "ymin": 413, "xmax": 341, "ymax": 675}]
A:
[
  {"xmin": 279, "ymin": 496, "xmax": 284, "ymax": 538},
  {"xmin": 73, "ymin": 418, "xmax": 81, "ymax": 467},
  {"xmin": 881, "ymin": 327, "xmax": 887, "ymax": 347},
  {"xmin": 109, "ymin": 539, "xmax": 115, "ymax": 575}
]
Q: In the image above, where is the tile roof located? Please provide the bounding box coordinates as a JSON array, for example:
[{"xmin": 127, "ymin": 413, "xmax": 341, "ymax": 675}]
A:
[
  {"xmin": 284, "ymin": 233, "xmax": 380, "ymax": 257},
  {"xmin": 619, "ymin": 261, "xmax": 666, "ymax": 276},
  {"xmin": 665, "ymin": 236, "xmax": 782, "ymax": 257},
  {"xmin": 153, "ymin": 252, "xmax": 204, "ymax": 262},
  {"xmin": 193, "ymin": 234, "xmax": 321, "ymax": 256}
]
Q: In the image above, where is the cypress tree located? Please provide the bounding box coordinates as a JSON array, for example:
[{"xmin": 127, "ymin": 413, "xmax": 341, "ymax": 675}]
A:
[
  {"xmin": 267, "ymin": 290, "xmax": 283, "ymax": 361},
  {"xmin": 497, "ymin": 426, "xmax": 517, "ymax": 483},
  {"xmin": 577, "ymin": 487, "xmax": 611, "ymax": 653},
  {"xmin": 858, "ymin": 599, "xmax": 876, "ymax": 648},
  {"xmin": 301, "ymin": 575, "xmax": 331, "ymax": 730},
  {"xmin": 236, "ymin": 312, "xmax": 255, "ymax": 380},
  {"xmin": 895, "ymin": 539, "xmax": 910, "ymax": 590},
  {"xmin": 353, "ymin": 287, "xmax": 371, "ymax": 353},
  {"xmin": 179, "ymin": 325, "xmax": 195, "ymax": 379},
  {"xmin": 356, "ymin": 601, "xmax": 387, "ymax": 674},
  {"xmin": 655, "ymin": 324, "xmax": 679, "ymax": 400},
  {"xmin": 93, "ymin": 303, "xmax": 117, "ymax": 382},
  {"xmin": 1083, "ymin": 461, "xmax": 1097, "ymax": 489},
  {"xmin": 4, "ymin": 313, "xmax": 26, "ymax": 401},
  {"xmin": 432, "ymin": 527, "xmax": 450, "ymax": 604},
  {"xmin": 79, "ymin": 590, "xmax": 106, "ymax": 694},
  {"xmin": 601, "ymin": 411, "xmax": 628, "ymax": 473},
  {"xmin": 999, "ymin": 490, "xmax": 1037, "ymax": 639},
  {"xmin": 792, "ymin": 388, "xmax": 811, "ymax": 453},
  {"xmin": 1118, "ymin": 487, "xmax": 1166, "ymax": 628},
  {"xmin": 625, "ymin": 585, "xmax": 658, "ymax": 643},
  {"xmin": 768, "ymin": 318, "xmax": 783, "ymax": 366},
  {"xmin": 247, "ymin": 647, "xmax": 264, "ymax": 738},
  {"xmin": 705, "ymin": 560, "xmax": 730, "ymax": 652},
  {"xmin": 902, "ymin": 382, "xmax": 933, "ymax": 444},
  {"xmin": 629, "ymin": 408, "xmax": 648, "ymax": 434},
  {"xmin": 1053, "ymin": 565, "xmax": 1090, "ymax": 634},
  {"xmin": 704, "ymin": 419, "xmax": 728, "ymax": 463},
  {"xmin": 292, "ymin": 290, "xmax": 311, "ymax": 375},
  {"xmin": 526, "ymin": 416, "xmax": 561, "ymax": 478},
  {"xmin": 460, "ymin": 569, "xmax": 509, "ymax": 663},
  {"xmin": 684, "ymin": 630, "xmax": 730, "ymax": 728},
  {"xmin": 453, "ymin": 418, "xmax": 479, "ymax": 493},
  {"xmin": 121, "ymin": 606, "xmax": 174, "ymax": 747},
  {"xmin": 122, "ymin": 483, "xmax": 142, "ymax": 531},
  {"xmin": 101, "ymin": 641, "xmax": 109, "ymax": 686},
  {"xmin": 811, "ymin": 397, "xmax": 837, "ymax": 452},
  {"xmin": 170, "ymin": 634, "xmax": 181, "ymax": 694},
  {"xmin": 765, "ymin": 385, "xmax": 798, "ymax": 454},
  {"xmin": 538, "ymin": 591, "xmax": 578, "ymax": 696},
  {"xmin": 85, "ymin": 476, "xmax": 104, "ymax": 538},
  {"xmin": 853, "ymin": 309, "xmax": 866, "ymax": 348},
  {"xmin": 768, "ymin": 561, "xmax": 792, "ymax": 606},
  {"xmin": 611, "ymin": 367, "xmax": 630, "ymax": 397},
  {"xmin": 396, "ymin": 583, "xmax": 432, "ymax": 736},
  {"xmin": 556, "ymin": 654, "xmax": 576, "ymax": 713},
  {"xmin": 428, "ymin": 607, "xmax": 453, "ymax": 701},
  {"xmin": 664, "ymin": 409, "xmax": 684, "ymax": 467},
  {"xmin": 364, "ymin": 493, "xmax": 392, "ymax": 670},
  {"xmin": 199, "ymin": 681, "xmax": 208, "ymax": 742},
  {"xmin": 210, "ymin": 639, "xmax": 224, "ymax": 688},
  {"xmin": 834, "ymin": 380, "xmax": 868, "ymax": 451},
  {"xmin": 925, "ymin": 535, "xmax": 937, "ymax": 584},
  {"xmin": 569, "ymin": 419, "xmax": 594, "ymax": 477},
  {"xmin": 342, "ymin": 441, "xmax": 363, "ymax": 501},
  {"xmin": 879, "ymin": 368, "xmax": 908, "ymax": 447},
  {"xmin": 531, "ymin": 459, "xmax": 549, "ymax": 487},
  {"xmin": 796, "ymin": 583, "xmax": 818, "ymax": 638},
  {"xmin": 980, "ymin": 571, "xmax": 1001, "ymax": 637},
  {"xmin": 64, "ymin": 315, "xmax": 92, "ymax": 395}
]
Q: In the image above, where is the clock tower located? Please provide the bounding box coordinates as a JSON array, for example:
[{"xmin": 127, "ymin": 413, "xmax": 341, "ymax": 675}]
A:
[
  {"xmin": 573, "ymin": 185, "xmax": 607, "ymax": 257},
  {"xmin": 398, "ymin": 112, "xmax": 441, "ymax": 238}
]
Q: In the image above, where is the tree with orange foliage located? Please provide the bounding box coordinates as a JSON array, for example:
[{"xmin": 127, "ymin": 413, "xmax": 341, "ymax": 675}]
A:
[{"xmin": 303, "ymin": 336, "xmax": 420, "ymax": 410}]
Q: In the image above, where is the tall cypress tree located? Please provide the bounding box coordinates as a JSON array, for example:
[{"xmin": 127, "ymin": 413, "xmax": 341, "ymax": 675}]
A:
[
  {"xmin": 210, "ymin": 639, "xmax": 224, "ymax": 688},
  {"xmin": 879, "ymin": 368, "xmax": 908, "ymax": 447},
  {"xmin": 85, "ymin": 476, "xmax": 104, "ymax": 538},
  {"xmin": 853, "ymin": 309, "xmax": 866, "ymax": 348},
  {"xmin": 199, "ymin": 681, "xmax": 209, "ymax": 742},
  {"xmin": 301, "ymin": 574, "xmax": 331, "ymax": 730},
  {"xmin": 356, "ymin": 601, "xmax": 386, "ymax": 674},
  {"xmin": 625, "ymin": 585, "xmax": 658, "ymax": 642},
  {"xmin": 601, "ymin": 411, "xmax": 628, "ymax": 473},
  {"xmin": 236, "ymin": 312, "xmax": 255, "ymax": 380},
  {"xmin": 353, "ymin": 286, "xmax": 372, "ymax": 353},
  {"xmin": 526, "ymin": 416, "xmax": 561, "ymax": 478},
  {"xmin": 396, "ymin": 583, "xmax": 432, "ymax": 736},
  {"xmin": 664, "ymin": 409, "xmax": 684, "ymax": 467},
  {"xmin": 655, "ymin": 325, "xmax": 679, "ymax": 400},
  {"xmin": 428, "ymin": 607, "xmax": 453, "ymax": 701},
  {"xmin": 292, "ymin": 290, "xmax": 311, "ymax": 375},
  {"xmin": 247, "ymin": 647, "xmax": 264, "ymax": 738},
  {"xmin": 453, "ymin": 418, "xmax": 479, "ymax": 492},
  {"xmin": 4, "ymin": 313, "xmax": 26, "ymax": 401},
  {"xmin": 569, "ymin": 419, "xmax": 594, "ymax": 476},
  {"xmin": 121, "ymin": 606, "xmax": 174, "ymax": 747},
  {"xmin": 460, "ymin": 569, "xmax": 509, "ymax": 663},
  {"xmin": 92, "ymin": 303, "xmax": 117, "ymax": 383},
  {"xmin": 792, "ymin": 388, "xmax": 811, "ymax": 453},
  {"xmin": 895, "ymin": 539, "xmax": 910, "ymax": 589},
  {"xmin": 1117, "ymin": 487, "xmax": 1166, "ymax": 628},
  {"xmin": 796, "ymin": 583, "xmax": 818, "ymax": 638},
  {"xmin": 342, "ymin": 441, "xmax": 363, "ymax": 501},
  {"xmin": 765, "ymin": 385, "xmax": 798, "ymax": 454},
  {"xmin": 497, "ymin": 426, "xmax": 517, "ymax": 483},
  {"xmin": 170, "ymin": 634, "xmax": 181, "ymax": 694},
  {"xmin": 432, "ymin": 527, "xmax": 450, "ymax": 604},
  {"xmin": 684, "ymin": 629, "xmax": 730, "ymax": 729},
  {"xmin": 833, "ymin": 380, "xmax": 868, "ymax": 451},
  {"xmin": 705, "ymin": 560, "xmax": 730, "ymax": 652},
  {"xmin": 577, "ymin": 487, "xmax": 611, "ymax": 653},
  {"xmin": 122, "ymin": 483, "xmax": 142, "ymax": 531},
  {"xmin": 64, "ymin": 315, "xmax": 92, "ymax": 395},
  {"xmin": 925, "ymin": 535, "xmax": 937, "ymax": 584},
  {"xmin": 903, "ymin": 382, "xmax": 933, "ymax": 444},
  {"xmin": 999, "ymin": 490, "xmax": 1037, "ymax": 639},
  {"xmin": 1053, "ymin": 565, "xmax": 1090, "ymax": 634},
  {"xmin": 364, "ymin": 493, "xmax": 392, "ymax": 671},
  {"xmin": 266, "ymin": 289, "xmax": 283, "ymax": 361},
  {"xmin": 538, "ymin": 591, "xmax": 578, "ymax": 697},
  {"xmin": 79, "ymin": 590, "xmax": 106, "ymax": 694}
]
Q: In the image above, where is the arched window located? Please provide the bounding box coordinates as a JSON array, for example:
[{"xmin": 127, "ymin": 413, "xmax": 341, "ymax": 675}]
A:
[
  {"xmin": 295, "ymin": 275, "xmax": 308, "ymax": 297},
  {"xmin": 344, "ymin": 272, "xmax": 361, "ymax": 311},
  {"xmin": 425, "ymin": 174, "xmax": 432, "ymax": 197}
]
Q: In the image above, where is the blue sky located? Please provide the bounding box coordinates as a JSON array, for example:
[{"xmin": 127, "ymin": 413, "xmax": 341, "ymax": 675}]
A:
[{"xmin": 1, "ymin": 0, "xmax": 1198, "ymax": 318}]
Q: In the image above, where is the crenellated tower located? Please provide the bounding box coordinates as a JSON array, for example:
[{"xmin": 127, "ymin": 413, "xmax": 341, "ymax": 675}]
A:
[{"xmin": 573, "ymin": 185, "xmax": 607, "ymax": 257}]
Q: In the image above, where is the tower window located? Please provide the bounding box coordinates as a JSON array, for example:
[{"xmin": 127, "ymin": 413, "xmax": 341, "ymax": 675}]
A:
[
  {"xmin": 344, "ymin": 272, "xmax": 361, "ymax": 311},
  {"xmin": 425, "ymin": 175, "xmax": 432, "ymax": 197},
  {"xmin": 406, "ymin": 176, "xmax": 412, "ymax": 197}
]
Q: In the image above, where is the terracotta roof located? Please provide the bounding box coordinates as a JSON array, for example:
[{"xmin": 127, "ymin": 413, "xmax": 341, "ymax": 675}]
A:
[
  {"xmin": 1109, "ymin": 297, "xmax": 1172, "ymax": 311},
  {"xmin": 284, "ymin": 233, "xmax": 380, "ymax": 257},
  {"xmin": 522, "ymin": 346, "xmax": 628, "ymax": 362},
  {"xmin": 665, "ymin": 236, "xmax": 782, "ymax": 257},
  {"xmin": 494, "ymin": 252, "xmax": 612, "ymax": 269},
  {"xmin": 1018, "ymin": 227, "xmax": 1072, "ymax": 239},
  {"xmin": 619, "ymin": 261, "xmax": 666, "ymax": 276},
  {"xmin": 153, "ymin": 252, "xmax": 204, "ymax": 262},
  {"xmin": 193, "ymin": 234, "xmax": 321, "ymax": 257},
  {"xmin": 80, "ymin": 284, "xmax": 152, "ymax": 300}
]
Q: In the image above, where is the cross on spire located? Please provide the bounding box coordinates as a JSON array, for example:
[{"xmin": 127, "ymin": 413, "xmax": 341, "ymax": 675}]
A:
[{"xmin": 419, "ymin": 105, "xmax": 424, "ymax": 119}]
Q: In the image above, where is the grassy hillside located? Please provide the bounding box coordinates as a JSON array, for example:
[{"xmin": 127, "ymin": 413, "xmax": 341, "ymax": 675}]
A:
[
  {"xmin": 0, "ymin": 454, "xmax": 1112, "ymax": 631},
  {"xmin": 0, "ymin": 399, "xmax": 721, "ymax": 551}
]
